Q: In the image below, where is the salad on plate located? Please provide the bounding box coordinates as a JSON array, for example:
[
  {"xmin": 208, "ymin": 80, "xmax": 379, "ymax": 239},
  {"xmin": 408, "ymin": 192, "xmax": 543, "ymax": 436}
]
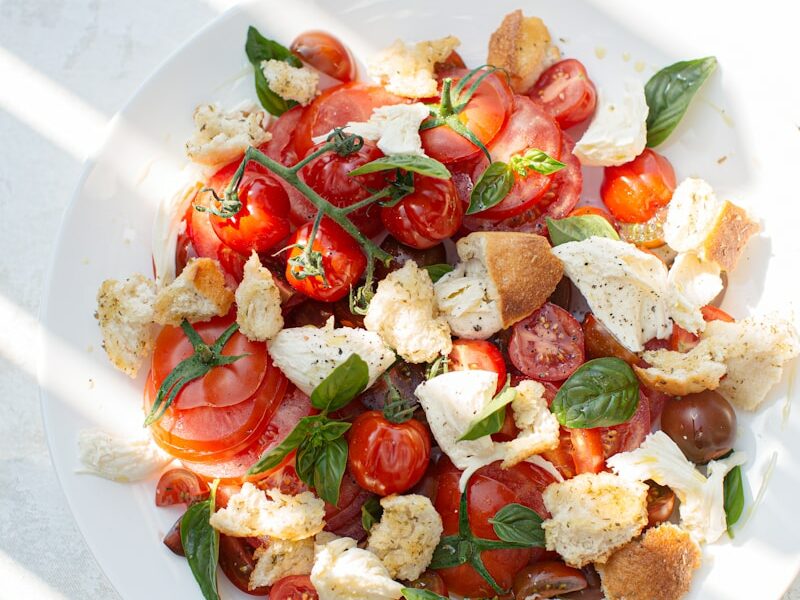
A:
[{"xmin": 80, "ymin": 9, "xmax": 799, "ymax": 600}]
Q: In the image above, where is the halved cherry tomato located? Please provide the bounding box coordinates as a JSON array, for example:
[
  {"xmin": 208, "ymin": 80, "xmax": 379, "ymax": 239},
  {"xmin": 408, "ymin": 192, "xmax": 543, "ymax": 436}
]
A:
[
  {"xmin": 186, "ymin": 200, "xmax": 246, "ymax": 288},
  {"xmin": 582, "ymin": 313, "xmax": 641, "ymax": 367},
  {"xmin": 290, "ymin": 31, "xmax": 355, "ymax": 82},
  {"xmin": 529, "ymin": 59, "xmax": 597, "ymax": 129},
  {"xmin": 405, "ymin": 570, "xmax": 449, "ymax": 595},
  {"xmin": 434, "ymin": 51, "xmax": 467, "ymax": 76},
  {"xmin": 151, "ymin": 313, "xmax": 268, "ymax": 410},
  {"xmin": 569, "ymin": 429, "xmax": 605, "ymax": 474},
  {"xmin": 421, "ymin": 69, "xmax": 514, "ymax": 163},
  {"xmin": 299, "ymin": 141, "xmax": 387, "ymax": 237},
  {"xmin": 348, "ymin": 412, "xmax": 431, "ymax": 496},
  {"xmin": 163, "ymin": 515, "xmax": 184, "ymax": 556},
  {"xmin": 601, "ymin": 149, "xmax": 676, "ymax": 223},
  {"xmin": 599, "ymin": 391, "xmax": 651, "ymax": 458},
  {"xmin": 617, "ymin": 207, "xmax": 667, "ymax": 249},
  {"xmin": 509, "ymin": 303, "xmax": 585, "ymax": 382},
  {"xmin": 381, "ymin": 174, "xmax": 463, "ymax": 249},
  {"xmin": 270, "ymin": 575, "xmax": 319, "ymax": 600},
  {"xmin": 541, "ymin": 428, "xmax": 576, "ymax": 479},
  {"xmin": 645, "ymin": 481, "xmax": 676, "ymax": 527},
  {"xmin": 449, "ymin": 339, "xmax": 508, "ymax": 394},
  {"xmin": 155, "ymin": 468, "xmax": 209, "ymax": 506},
  {"xmin": 285, "ymin": 218, "xmax": 367, "ymax": 302},
  {"xmin": 219, "ymin": 534, "xmax": 268, "ymax": 595},
  {"xmin": 668, "ymin": 305, "xmax": 735, "ymax": 352},
  {"xmin": 513, "ymin": 561, "xmax": 588, "ymax": 599},
  {"xmin": 323, "ymin": 470, "xmax": 372, "ymax": 541}
]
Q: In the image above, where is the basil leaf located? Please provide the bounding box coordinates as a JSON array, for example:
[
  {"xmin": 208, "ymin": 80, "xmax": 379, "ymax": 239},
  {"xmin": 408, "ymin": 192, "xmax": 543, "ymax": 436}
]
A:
[
  {"xmin": 489, "ymin": 503, "xmax": 545, "ymax": 547},
  {"xmin": 245, "ymin": 26, "xmax": 302, "ymax": 116},
  {"xmin": 467, "ymin": 161, "xmax": 514, "ymax": 215},
  {"xmin": 724, "ymin": 464, "xmax": 744, "ymax": 537},
  {"xmin": 317, "ymin": 420, "xmax": 352, "ymax": 441},
  {"xmin": 552, "ymin": 357, "xmax": 640, "ymax": 428},
  {"xmin": 428, "ymin": 534, "xmax": 468, "ymax": 569},
  {"xmin": 180, "ymin": 482, "xmax": 220, "ymax": 600},
  {"xmin": 361, "ymin": 496, "xmax": 383, "ymax": 532},
  {"xmin": 310, "ymin": 353, "xmax": 370, "ymax": 412},
  {"xmin": 247, "ymin": 415, "xmax": 319, "ymax": 475},
  {"xmin": 546, "ymin": 215, "xmax": 620, "ymax": 246},
  {"xmin": 459, "ymin": 386, "xmax": 516, "ymax": 441},
  {"xmin": 349, "ymin": 154, "xmax": 451, "ymax": 180},
  {"xmin": 508, "ymin": 149, "xmax": 566, "ymax": 177},
  {"xmin": 295, "ymin": 435, "xmax": 321, "ymax": 484},
  {"xmin": 313, "ymin": 436, "xmax": 349, "ymax": 505},
  {"xmin": 424, "ymin": 263, "xmax": 454, "ymax": 283},
  {"xmin": 401, "ymin": 589, "xmax": 448, "ymax": 600},
  {"xmin": 645, "ymin": 56, "xmax": 717, "ymax": 147}
]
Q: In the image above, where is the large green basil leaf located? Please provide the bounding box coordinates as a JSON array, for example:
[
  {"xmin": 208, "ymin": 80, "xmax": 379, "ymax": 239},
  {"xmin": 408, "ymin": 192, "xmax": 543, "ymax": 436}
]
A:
[
  {"xmin": 246, "ymin": 415, "xmax": 320, "ymax": 475},
  {"xmin": 310, "ymin": 353, "xmax": 369, "ymax": 412},
  {"xmin": 645, "ymin": 56, "xmax": 717, "ymax": 147},
  {"xmin": 489, "ymin": 503, "xmax": 545, "ymax": 547},
  {"xmin": 313, "ymin": 436, "xmax": 349, "ymax": 505},
  {"xmin": 552, "ymin": 357, "xmax": 640, "ymax": 428},
  {"xmin": 458, "ymin": 386, "xmax": 516, "ymax": 441},
  {"xmin": 180, "ymin": 483, "xmax": 220, "ymax": 600},
  {"xmin": 348, "ymin": 154, "xmax": 451, "ymax": 180},
  {"xmin": 723, "ymin": 464, "xmax": 744, "ymax": 537},
  {"xmin": 245, "ymin": 26, "xmax": 302, "ymax": 116},
  {"xmin": 546, "ymin": 214, "xmax": 620, "ymax": 246},
  {"xmin": 467, "ymin": 161, "xmax": 514, "ymax": 215}
]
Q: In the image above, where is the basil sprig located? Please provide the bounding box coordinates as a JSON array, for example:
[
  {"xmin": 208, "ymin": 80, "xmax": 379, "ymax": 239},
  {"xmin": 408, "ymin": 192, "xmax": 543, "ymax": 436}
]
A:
[
  {"xmin": 467, "ymin": 149, "xmax": 565, "ymax": 215},
  {"xmin": 361, "ymin": 496, "xmax": 383, "ymax": 532},
  {"xmin": 424, "ymin": 263, "xmax": 454, "ymax": 283},
  {"xmin": 145, "ymin": 321, "xmax": 247, "ymax": 426},
  {"xmin": 546, "ymin": 214, "xmax": 620, "ymax": 246},
  {"xmin": 723, "ymin": 464, "xmax": 744, "ymax": 537},
  {"xmin": 247, "ymin": 354, "xmax": 369, "ymax": 504},
  {"xmin": 489, "ymin": 503, "xmax": 545, "ymax": 546},
  {"xmin": 349, "ymin": 154, "xmax": 451, "ymax": 180},
  {"xmin": 180, "ymin": 480, "xmax": 220, "ymax": 600},
  {"xmin": 245, "ymin": 26, "xmax": 303, "ymax": 116},
  {"xmin": 459, "ymin": 384, "xmax": 516, "ymax": 442},
  {"xmin": 551, "ymin": 357, "xmax": 640, "ymax": 428},
  {"xmin": 401, "ymin": 589, "xmax": 447, "ymax": 600},
  {"xmin": 645, "ymin": 57, "xmax": 717, "ymax": 147}
]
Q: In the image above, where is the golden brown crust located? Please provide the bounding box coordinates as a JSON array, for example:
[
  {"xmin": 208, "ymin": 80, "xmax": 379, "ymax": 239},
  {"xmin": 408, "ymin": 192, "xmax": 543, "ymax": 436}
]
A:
[
  {"xmin": 153, "ymin": 257, "xmax": 234, "ymax": 325},
  {"xmin": 597, "ymin": 523, "xmax": 702, "ymax": 600},
  {"xmin": 633, "ymin": 363, "xmax": 722, "ymax": 396},
  {"xmin": 703, "ymin": 200, "xmax": 759, "ymax": 272}
]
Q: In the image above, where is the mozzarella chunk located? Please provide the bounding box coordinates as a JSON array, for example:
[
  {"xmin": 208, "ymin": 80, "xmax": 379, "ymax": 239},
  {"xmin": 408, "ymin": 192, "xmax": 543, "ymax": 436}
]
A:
[
  {"xmin": 236, "ymin": 252, "xmax": 283, "ymax": 342},
  {"xmin": 366, "ymin": 494, "xmax": 443, "ymax": 581},
  {"xmin": 249, "ymin": 538, "xmax": 315, "ymax": 589},
  {"xmin": 153, "ymin": 257, "xmax": 234, "ymax": 325},
  {"xmin": 553, "ymin": 237, "xmax": 672, "ymax": 352},
  {"xmin": 364, "ymin": 261, "xmax": 452, "ymax": 363},
  {"xmin": 608, "ymin": 431, "xmax": 746, "ymax": 543},
  {"xmin": 311, "ymin": 536, "xmax": 403, "ymax": 600},
  {"xmin": 185, "ymin": 103, "xmax": 271, "ymax": 167},
  {"xmin": 573, "ymin": 81, "xmax": 649, "ymax": 167},
  {"xmin": 636, "ymin": 338, "xmax": 727, "ymax": 396},
  {"xmin": 269, "ymin": 317, "xmax": 396, "ymax": 395},
  {"xmin": 210, "ymin": 484, "xmax": 325, "ymax": 540},
  {"xmin": 667, "ymin": 252, "xmax": 723, "ymax": 333},
  {"xmin": 261, "ymin": 59, "xmax": 319, "ymax": 105},
  {"xmin": 77, "ymin": 429, "xmax": 171, "ymax": 482},
  {"xmin": 368, "ymin": 36, "xmax": 460, "ymax": 98},
  {"xmin": 501, "ymin": 379, "xmax": 560, "ymax": 468},
  {"xmin": 434, "ymin": 260, "xmax": 504, "ymax": 340},
  {"xmin": 542, "ymin": 472, "xmax": 649, "ymax": 567},
  {"xmin": 664, "ymin": 178, "xmax": 724, "ymax": 253}
]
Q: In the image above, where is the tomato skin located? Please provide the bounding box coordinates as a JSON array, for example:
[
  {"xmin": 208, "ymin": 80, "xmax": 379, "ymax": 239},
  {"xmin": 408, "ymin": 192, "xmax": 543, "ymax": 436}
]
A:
[
  {"xmin": 405, "ymin": 570, "xmax": 449, "ymax": 595},
  {"xmin": 449, "ymin": 339, "xmax": 508, "ymax": 394},
  {"xmin": 285, "ymin": 218, "xmax": 367, "ymax": 302},
  {"xmin": 187, "ymin": 200, "xmax": 246, "ymax": 288},
  {"xmin": 270, "ymin": 575, "xmax": 319, "ymax": 600},
  {"xmin": 513, "ymin": 561, "xmax": 588, "ymax": 599},
  {"xmin": 660, "ymin": 391, "xmax": 737, "ymax": 464},
  {"xmin": 219, "ymin": 534, "xmax": 268, "ymax": 595},
  {"xmin": 323, "ymin": 470, "xmax": 373, "ymax": 541},
  {"xmin": 381, "ymin": 175, "xmax": 463, "ymax": 249},
  {"xmin": 601, "ymin": 149, "xmax": 677, "ymax": 223},
  {"xmin": 163, "ymin": 515, "xmax": 185, "ymax": 556},
  {"xmin": 582, "ymin": 313, "xmax": 641, "ymax": 367},
  {"xmin": 529, "ymin": 59, "xmax": 597, "ymax": 129},
  {"xmin": 155, "ymin": 468, "xmax": 209, "ymax": 506},
  {"xmin": 347, "ymin": 412, "xmax": 431, "ymax": 496},
  {"xmin": 701, "ymin": 305, "xmax": 734, "ymax": 323},
  {"xmin": 646, "ymin": 482, "xmax": 676, "ymax": 527},
  {"xmin": 569, "ymin": 429, "xmax": 605, "ymax": 474},
  {"xmin": 290, "ymin": 31, "xmax": 355, "ymax": 82}
]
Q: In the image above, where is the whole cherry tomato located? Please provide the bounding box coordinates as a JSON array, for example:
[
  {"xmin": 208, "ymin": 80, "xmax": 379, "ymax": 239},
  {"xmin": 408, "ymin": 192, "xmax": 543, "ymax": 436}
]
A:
[
  {"xmin": 645, "ymin": 481, "xmax": 676, "ymax": 527},
  {"xmin": 529, "ymin": 59, "xmax": 597, "ymax": 129},
  {"xmin": 347, "ymin": 411, "xmax": 431, "ymax": 496},
  {"xmin": 661, "ymin": 390, "xmax": 737, "ymax": 464},
  {"xmin": 600, "ymin": 149, "xmax": 676, "ymax": 223},
  {"xmin": 285, "ymin": 218, "xmax": 367, "ymax": 302},
  {"xmin": 449, "ymin": 339, "xmax": 508, "ymax": 394},
  {"xmin": 290, "ymin": 31, "xmax": 355, "ymax": 82}
]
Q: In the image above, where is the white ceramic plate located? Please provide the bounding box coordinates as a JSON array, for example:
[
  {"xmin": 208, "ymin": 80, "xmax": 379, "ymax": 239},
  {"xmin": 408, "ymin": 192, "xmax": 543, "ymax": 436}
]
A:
[{"xmin": 40, "ymin": 1, "xmax": 800, "ymax": 598}]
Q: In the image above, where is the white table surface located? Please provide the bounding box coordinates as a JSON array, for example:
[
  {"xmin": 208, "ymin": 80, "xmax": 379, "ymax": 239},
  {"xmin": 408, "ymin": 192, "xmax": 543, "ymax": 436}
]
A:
[{"xmin": 0, "ymin": 1, "xmax": 797, "ymax": 598}]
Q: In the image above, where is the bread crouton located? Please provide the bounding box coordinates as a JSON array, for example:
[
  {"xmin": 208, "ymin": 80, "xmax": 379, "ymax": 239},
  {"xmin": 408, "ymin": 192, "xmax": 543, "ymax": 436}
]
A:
[
  {"xmin": 185, "ymin": 103, "xmax": 271, "ymax": 167},
  {"xmin": 635, "ymin": 338, "xmax": 727, "ymax": 396},
  {"xmin": 235, "ymin": 252, "xmax": 283, "ymax": 341},
  {"xmin": 487, "ymin": 10, "xmax": 560, "ymax": 93},
  {"xmin": 249, "ymin": 537, "xmax": 314, "ymax": 589},
  {"xmin": 501, "ymin": 379, "xmax": 560, "ymax": 468},
  {"xmin": 261, "ymin": 60, "xmax": 319, "ymax": 106},
  {"xmin": 368, "ymin": 36, "xmax": 461, "ymax": 98},
  {"xmin": 153, "ymin": 258, "xmax": 234, "ymax": 326},
  {"xmin": 597, "ymin": 523, "xmax": 702, "ymax": 600},
  {"xmin": 95, "ymin": 274, "xmax": 157, "ymax": 377},
  {"xmin": 702, "ymin": 200, "xmax": 759, "ymax": 272}
]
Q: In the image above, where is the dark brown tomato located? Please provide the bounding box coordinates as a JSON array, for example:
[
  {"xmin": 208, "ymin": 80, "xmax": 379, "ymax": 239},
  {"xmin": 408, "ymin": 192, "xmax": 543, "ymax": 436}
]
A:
[
  {"xmin": 646, "ymin": 481, "xmax": 676, "ymax": 527},
  {"xmin": 358, "ymin": 361, "xmax": 427, "ymax": 412},
  {"xmin": 284, "ymin": 300, "xmax": 336, "ymax": 329},
  {"xmin": 219, "ymin": 534, "xmax": 268, "ymax": 595},
  {"xmin": 374, "ymin": 235, "xmax": 448, "ymax": 280},
  {"xmin": 513, "ymin": 562, "xmax": 588, "ymax": 599},
  {"xmin": 163, "ymin": 514, "xmax": 185, "ymax": 556},
  {"xmin": 582, "ymin": 313, "xmax": 642, "ymax": 367},
  {"xmin": 660, "ymin": 391, "xmax": 737, "ymax": 463},
  {"xmin": 290, "ymin": 31, "xmax": 356, "ymax": 82},
  {"xmin": 404, "ymin": 570, "xmax": 449, "ymax": 596}
]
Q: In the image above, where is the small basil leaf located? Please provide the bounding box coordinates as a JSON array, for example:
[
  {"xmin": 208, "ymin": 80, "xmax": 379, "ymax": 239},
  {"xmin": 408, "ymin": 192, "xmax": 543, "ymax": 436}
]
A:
[
  {"xmin": 348, "ymin": 154, "xmax": 451, "ymax": 180},
  {"xmin": 459, "ymin": 386, "xmax": 517, "ymax": 441},
  {"xmin": 724, "ymin": 464, "xmax": 745, "ymax": 537},
  {"xmin": 552, "ymin": 357, "xmax": 640, "ymax": 428},
  {"xmin": 546, "ymin": 214, "xmax": 620, "ymax": 246},
  {"xmin": 180, "ymin": 483, "xmax": 220, "ymax": 600},
  {"xmin": 361, "ymin": 496, "xmax": 383, "ymax": 532},
  {"xmin": 489, "ymin": 503, "xmax": 545, "ymax": 547},
  {"xmin": 253, "ymin": 67, "xmax": 292, "ymax": 117},
  {"xmin": 401, "ymin": 589, "xmax": 448, "ymax": 600},
  {"xmin": 508, "ymin": 149, "xmax": 566, "ymax": 177},
  {"xmin": 310, "ymin": 353, "xmax": 370, "ymax": 412},
  {"xmin": 295, "ymin": 436, "xmax": 320, "ymax": 484},
  {"xmin": 645, "ymin": 56, "xmax": 717, "ymax": 147},
  {"xmin": 313, "ymin": 436, "xmax": 349, "ymax": 505},
  {"xmin": 247, "ymin": 415, "xmax": 319, "ymax": 475},
  {"xmin": 245, "ymin": 26, "xmax": 302, "ymax": 116},
  {"xmin": 423, "ymin": 263, "xmax": 454, "ymax": 283},
  {"xmin": 467, "ymin": 161, "xmax": 514, "ymax": 215},
  {"xmin": 428, "ymin": 535, "xmax": 468, "ymax": 569},
  {"xmin": 317, "ymin": 420, "xmax": 352, "ymax": 442}
]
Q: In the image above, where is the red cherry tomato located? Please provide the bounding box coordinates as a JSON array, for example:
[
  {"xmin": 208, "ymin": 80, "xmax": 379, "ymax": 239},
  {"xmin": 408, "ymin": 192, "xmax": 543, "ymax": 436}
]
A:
[
  {"xmin": 347, "ymin": 411, "xmax": 431, "ymax": 496},
  {"xmin": 448, "ymin": 339, "xmax": 508, "ymax": 394},
  {"xmin": 421, "ymin": 69, "xmax": 514, "ymax": 163},
  {"xmin": 405, "ymin": 570, "xmax": 449, "ymax": 596},
  {"xmin": 218, "ymin": 534, "xmax": 268, "ymax": 595},
  {"xmin": 669, "ymin": 305, "xmax": 735, "ymax": 352},
  {"xmin": 270, "ymin": 575, "xmax": 319, "ymax": 600},
  {"xmin": 381, "ymin": 174, "xmax": 463, "ymax": 249},
  {"xmin": 290, "ymin": 31, "xmax": 355, "ymax": 82},
  {"xmin": 569, "ymin": 429, "xmax": 605, "ymax": 474},
  {"xmin": 601, "ymin": 149, "xmax": 676, "ymax": 224},
  {"xmin": 434, "ymin": 51, "xmax": 467, "ymax": 77},
  {"xmin": 299, "ymin": 141, "xmax": 386, "ymax": 237},
  {"xmin": 509, "ymin": 303, "xmax": 585, "ymax": 382},
  {"xmin": 155, "ymin": 468, "xmax": 209, "ymax": 506},
  {"xmin": 529, "ymin": 59, "xmax": 597, "ymax": 129},
  {"xmin": 186, "ymin": 200, "xmax": 246, "ymax": 288},
  {"xmin": 285, "ymin": 218, "xmax": 367, "ymax": 302}
]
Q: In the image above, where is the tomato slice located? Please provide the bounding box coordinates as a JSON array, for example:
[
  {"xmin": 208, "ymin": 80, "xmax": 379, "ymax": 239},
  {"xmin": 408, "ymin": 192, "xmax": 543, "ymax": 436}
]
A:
[
  {"xmin": 509, "ymin": 303, "xmax": 585, "ymax": 382},
  {"xmin": 155, "ymin": 468, "xmax": 210, "ymax": 506},
  {"xmin": 219, "ymin": 534, "xmax": 268, "ymax": 595},
  {"xmin": 569, "ymin": 429, "xmax": 605, "ymax": 474},
  {"xmin": 270, "ymin": 575, "xmax": 319, "ymax": 600},
  {"xmin": 449, "ymin": 339, "xmax": 508, "ymax": 394},
  {"xmin": 324, "ymin": 469, "xmax": 373, "ymax": 541},
  {"xmin": 529, "ymin": 59, "xmax": 597, "ymax": 129},
  {"xmin": 599, "ymin": 391, "xmax": 651, "ymax": 457}
]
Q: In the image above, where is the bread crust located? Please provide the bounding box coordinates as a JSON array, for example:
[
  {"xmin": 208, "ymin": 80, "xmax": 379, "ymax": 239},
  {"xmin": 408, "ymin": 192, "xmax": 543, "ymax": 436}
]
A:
[
  {"xmin": 153, "ymin": 257, "xmax": 234, "ymax": 325},
  {"xmin": 703, "ymin": 200, "xmax": 759, "ymax": 272}
]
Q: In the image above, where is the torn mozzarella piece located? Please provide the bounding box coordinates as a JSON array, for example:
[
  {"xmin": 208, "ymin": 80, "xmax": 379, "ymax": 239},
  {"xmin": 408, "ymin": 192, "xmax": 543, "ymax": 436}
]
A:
[
  {"xmin": 311, "ymin": 536, "xmax": 403, "ymax": 600},
  {"xmin": 77, "ymin": 429, "xmax": 171, "ymax": 482},
  {"xmin": 667, "ymin": 252, "xmax": 723, "ymax": 333},
  {"xmin": 434, "ymin": 260, "xmax": 503, "ymax": 340},
  {"xmin": 664, "ymin": 178, "xmax": 724, "ymax": 254}
]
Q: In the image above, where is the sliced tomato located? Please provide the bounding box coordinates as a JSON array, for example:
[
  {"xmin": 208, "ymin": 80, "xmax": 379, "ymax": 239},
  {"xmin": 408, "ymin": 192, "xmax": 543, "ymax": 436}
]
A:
[
  {"xmin": 701, "ymin": 305, "xmax": 734, "ymax": 323},
  {"xmin": 599, "ymin": 391, "xmax": 651, "ymax": 458},
  {"xmin": 186, "ymin": 201, "xmax": 246, "ymax": 287},
  {"xmin": 569, "ymin": 429, "xmax": 605, "ymax": 474},
  {"xmin": 155, "ymin": 468, "xmax": 209, "ymax": 506},
  {"xmin": 323, "ymin": 469, "xmax": 372, "ymax": 541},
  {"xmin": 541, "ymin": 428, "xmax": 576, "ymax": 479},
  {"xmin": 270, "ymin": 575, "xmax": 319, "ymax": 600},
  {"xmin": 449, "ymin": 339, "xmax": 507, "ymax": 394},
  {"xmin": 529, "ymin": 59, "xmax": 597, "ymax": 129}
]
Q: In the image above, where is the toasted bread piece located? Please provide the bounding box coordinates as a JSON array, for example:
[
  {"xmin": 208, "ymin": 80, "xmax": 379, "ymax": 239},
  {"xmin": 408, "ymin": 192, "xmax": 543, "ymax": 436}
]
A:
[
  {"xmin": 185, "ymin": 103, "xmax": 271, "ymax": 167},
  {"xmin": 487, "ymin": 10, "xmax": 560, "ymax": 93},
  {"xmin": 702, "ymin": 200, "xmax": 759, "ymax": 272},
  {"xmin": 501, "ymin": 379, "xmax": 560, "ymax": 468},
  {"xmin": 153, "ymin": 257, "xmax": 234, "ymax": 325},
  {"xmin": 236, "ymin": 252, "xmax": 283, "ymax": 342},
  {"xmin": 368, "ymin": 36, "xmax": 461, "ymax": 98},
  {"xmin": 597, "ymin": 523, "xmax": 701, "ymax": 600},
  {"xmin": 635, "ymin": 338, "xmax": 727, "ymax": 396}
]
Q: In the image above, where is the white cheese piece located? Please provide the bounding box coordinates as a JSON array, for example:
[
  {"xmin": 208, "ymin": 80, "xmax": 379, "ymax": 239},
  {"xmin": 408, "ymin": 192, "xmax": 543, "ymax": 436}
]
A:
[
  {"xmin": 667, "ymin": 251, "xmax": 723, "ymax": 333},
  {"xmin": 573, "ymin": 80, "xmax": 649, "ymax": 167},
  {"xmin": 249, "ymin": 537, "xmax": 315, "ymax": 589},
  {"xmin": 311, "ymin": 536, "xmax": 403, "ymax": 600},
  {"xmin": 434, "ymin": 260, "xmax": 503, "ymax": 340},
  {"xmin": 553, "ymin": 237, "xmax": 672, "ymax": 352},
  {"xmin": 368, "ymin": 36, "xmax": 460, "ymax": 99},
  {"xmin": 261, "ymin": 59, "xmax": 319, "ymax": 105},
  {"xmin": 77, "ymin": 429, "xmax": 171, "ymax": 482},
  {"xmin": 663, "ymin": 178, "xmax": 724, "ymax": 254},
  {"xmin": 501, "ymin": 379, "xmax": 560, "ymax": 468},
  {"xmin": 185, "ymin": 103, "xmax": 271, "ymax": 167},
  {"xmin": 152, "ymin": 182, "xmax": 198, "ymax": 288},
  {"xmin": 269, "ymin": 317, "xmax": 396, "ymax": 395},
  {"xmin": 608, "ymin": 431, "xmax": 746, "ymax": 544}
]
